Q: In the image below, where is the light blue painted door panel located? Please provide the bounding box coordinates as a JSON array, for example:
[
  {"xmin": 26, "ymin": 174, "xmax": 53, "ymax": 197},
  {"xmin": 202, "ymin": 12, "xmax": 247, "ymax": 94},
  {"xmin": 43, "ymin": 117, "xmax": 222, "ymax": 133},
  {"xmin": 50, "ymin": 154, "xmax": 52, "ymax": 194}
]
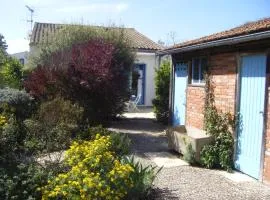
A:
[
  {"xmin": 173, "ymin": 63, "xmax": 188, "ymax": 126},
  {"xmin": 235, "ymin": 54, "xmax": 266, "ymax": 179}
]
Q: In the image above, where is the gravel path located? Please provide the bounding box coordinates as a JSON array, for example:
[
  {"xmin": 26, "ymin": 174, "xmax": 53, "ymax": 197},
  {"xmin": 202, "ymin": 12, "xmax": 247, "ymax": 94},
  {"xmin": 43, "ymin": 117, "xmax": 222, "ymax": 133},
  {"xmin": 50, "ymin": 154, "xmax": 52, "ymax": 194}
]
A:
[{"xmin": 110, "ymin": 118, "xmax": 270, "ymax": 200}]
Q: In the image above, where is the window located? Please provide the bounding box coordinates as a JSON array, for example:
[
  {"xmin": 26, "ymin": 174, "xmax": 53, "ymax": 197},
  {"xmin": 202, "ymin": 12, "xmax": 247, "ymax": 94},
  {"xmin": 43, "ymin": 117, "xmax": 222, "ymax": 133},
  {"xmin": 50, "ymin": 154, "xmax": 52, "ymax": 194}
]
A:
[
  {"xmin": 191, "ymin": 57, "xmax": 207, "ymax": 84},
  {"xmin": 19, "ymin": 58, "xmax": 24, "ymax": 65}
]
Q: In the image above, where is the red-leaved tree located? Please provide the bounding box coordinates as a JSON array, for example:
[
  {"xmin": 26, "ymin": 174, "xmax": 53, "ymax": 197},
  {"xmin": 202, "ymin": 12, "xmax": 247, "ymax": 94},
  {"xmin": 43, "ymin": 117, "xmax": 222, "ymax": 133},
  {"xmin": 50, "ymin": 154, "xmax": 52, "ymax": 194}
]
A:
[{"xmin": 25, "ymin": 39, "xmax": 133, "ymax": 123}]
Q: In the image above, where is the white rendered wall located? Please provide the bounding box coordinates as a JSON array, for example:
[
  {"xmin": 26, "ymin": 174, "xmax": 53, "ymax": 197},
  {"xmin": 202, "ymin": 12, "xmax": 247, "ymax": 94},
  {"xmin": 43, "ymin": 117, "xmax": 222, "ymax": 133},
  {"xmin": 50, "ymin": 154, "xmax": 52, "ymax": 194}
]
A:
[
  {"xmin": 11, "ymin": 51, "xmax": 29, "ymax": 65},
  {"xmin": 135, "ymin": 52, "xmax": 158, "ymax": 106}
]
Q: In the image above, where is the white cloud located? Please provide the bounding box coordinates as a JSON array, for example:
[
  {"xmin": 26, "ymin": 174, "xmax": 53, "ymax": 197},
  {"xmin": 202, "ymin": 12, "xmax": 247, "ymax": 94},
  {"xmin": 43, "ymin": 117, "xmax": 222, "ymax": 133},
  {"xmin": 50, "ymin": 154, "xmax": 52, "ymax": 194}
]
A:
[
  {"xmin": 56, "ymin": 3, "xmax": 129, "ymax": 13},
  {"xmin": 7, "ymin": 39, "xmax": 29, "ymax": 54}
]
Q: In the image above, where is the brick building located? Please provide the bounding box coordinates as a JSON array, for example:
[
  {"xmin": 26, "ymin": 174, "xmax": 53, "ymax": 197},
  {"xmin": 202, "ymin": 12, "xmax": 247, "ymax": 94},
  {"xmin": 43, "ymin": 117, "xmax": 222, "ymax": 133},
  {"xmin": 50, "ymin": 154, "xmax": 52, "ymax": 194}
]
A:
[{"xmin": 159, "ymin": 18, "xmax": 270, "ymax": 184}]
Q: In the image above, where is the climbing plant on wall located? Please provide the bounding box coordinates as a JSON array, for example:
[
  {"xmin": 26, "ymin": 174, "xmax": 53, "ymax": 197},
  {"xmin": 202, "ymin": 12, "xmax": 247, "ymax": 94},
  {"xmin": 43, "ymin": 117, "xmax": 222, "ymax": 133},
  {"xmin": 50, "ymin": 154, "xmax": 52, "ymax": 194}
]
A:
[{"xmin": 200, "ymin": 73, "xmax": 235, "ymax": 171}]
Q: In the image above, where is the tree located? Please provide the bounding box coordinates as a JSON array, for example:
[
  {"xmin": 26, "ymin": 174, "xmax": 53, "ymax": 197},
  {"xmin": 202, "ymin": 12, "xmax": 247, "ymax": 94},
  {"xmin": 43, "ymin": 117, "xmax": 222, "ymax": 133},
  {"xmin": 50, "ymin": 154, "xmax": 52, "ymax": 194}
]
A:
[
  {"xmin": 152, "ymin": 59, "xmax": 171, "ymax": 124},
  {"xmin": 157, "ymin": 40, "xmax": 165, "ymax": 47},
  {"xmin": 25, "ymin": 25, "xmax": 135, "ymax": 124},
  {"xmin": 167, "ymin": 31, "xmax": 177, "ymax": 45},
  {"xmin": 0, "ymin": 34, "xmax": 7, "ymax": 54},
  {"xmin": 0, "ymin": 34, "xmax": 23, "ymax": 89},
  {"xmin": 0, "ymin": 34, "xmax": 8, "ymax": 64},
  {"xmin": 0, "ymin": 57, "xmax": 23, "ymax": 89}
]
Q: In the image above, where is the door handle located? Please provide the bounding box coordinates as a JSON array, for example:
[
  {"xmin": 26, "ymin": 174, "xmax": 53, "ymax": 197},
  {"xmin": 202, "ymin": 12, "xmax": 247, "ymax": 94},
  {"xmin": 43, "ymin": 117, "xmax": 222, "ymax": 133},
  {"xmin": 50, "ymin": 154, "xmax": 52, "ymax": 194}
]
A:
[{"xmin": 259, "ymin": 111, "xmax": 264, "ymax": 115}]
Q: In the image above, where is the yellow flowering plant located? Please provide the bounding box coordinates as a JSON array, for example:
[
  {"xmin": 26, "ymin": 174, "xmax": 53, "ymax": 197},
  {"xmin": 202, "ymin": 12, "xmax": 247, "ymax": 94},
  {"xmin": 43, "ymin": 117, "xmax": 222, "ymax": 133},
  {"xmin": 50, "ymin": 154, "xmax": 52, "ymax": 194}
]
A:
[
  {"xmin": 42, "ymin": 135, "xmax": 135, "ymax": 200},
  {"xmin": 0, "ymin": 115, "xmax": 7, "ymax": 127}
]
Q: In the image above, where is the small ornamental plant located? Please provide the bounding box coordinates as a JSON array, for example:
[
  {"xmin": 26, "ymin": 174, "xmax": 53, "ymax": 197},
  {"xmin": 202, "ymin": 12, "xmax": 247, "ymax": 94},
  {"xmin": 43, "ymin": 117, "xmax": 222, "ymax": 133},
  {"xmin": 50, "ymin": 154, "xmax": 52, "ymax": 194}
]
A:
[{"xmin": 42, "ymin": 135, "xmax": 135, "ymax": 200}]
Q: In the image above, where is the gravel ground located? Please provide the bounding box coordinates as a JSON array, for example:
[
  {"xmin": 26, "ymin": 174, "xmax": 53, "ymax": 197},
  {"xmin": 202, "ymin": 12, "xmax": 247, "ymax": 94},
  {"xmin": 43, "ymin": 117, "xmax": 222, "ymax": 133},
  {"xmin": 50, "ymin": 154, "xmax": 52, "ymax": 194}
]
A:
[{"xmin": 109, "ymin": 118, "xmax": 270, "ymax": 200}]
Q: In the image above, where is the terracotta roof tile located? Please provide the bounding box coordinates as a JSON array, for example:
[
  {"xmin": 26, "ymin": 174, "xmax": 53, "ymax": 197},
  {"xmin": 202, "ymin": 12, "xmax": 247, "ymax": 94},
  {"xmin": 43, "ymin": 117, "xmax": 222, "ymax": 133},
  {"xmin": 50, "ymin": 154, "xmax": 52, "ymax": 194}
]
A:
[
  {"xmin": 169, "ymin": 17, "xmax": 270, "ymax": 50},
  {"xmin": 30, "ymin": 22, "xmax": 163, "ymax": 51}
]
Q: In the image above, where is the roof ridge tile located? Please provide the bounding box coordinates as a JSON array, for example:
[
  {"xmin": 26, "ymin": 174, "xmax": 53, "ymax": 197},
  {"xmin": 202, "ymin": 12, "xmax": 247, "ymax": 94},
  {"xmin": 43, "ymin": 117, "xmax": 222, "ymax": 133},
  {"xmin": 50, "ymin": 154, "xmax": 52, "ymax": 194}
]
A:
[{"xmin": 168, "ymin": 17, "xmax": 270, "ymax": 50}]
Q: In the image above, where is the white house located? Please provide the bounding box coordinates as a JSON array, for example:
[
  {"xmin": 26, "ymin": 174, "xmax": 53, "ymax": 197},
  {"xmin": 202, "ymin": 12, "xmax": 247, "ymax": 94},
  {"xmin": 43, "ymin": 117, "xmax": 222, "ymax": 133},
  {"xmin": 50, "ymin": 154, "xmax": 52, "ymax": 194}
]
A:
[
  {"xmin": 29, "ymin": 22, "xmax": 163, "ymax": 106},
  {"xmin": 11, "ymin": 51, "xmax": 28, "ymax": 66}
]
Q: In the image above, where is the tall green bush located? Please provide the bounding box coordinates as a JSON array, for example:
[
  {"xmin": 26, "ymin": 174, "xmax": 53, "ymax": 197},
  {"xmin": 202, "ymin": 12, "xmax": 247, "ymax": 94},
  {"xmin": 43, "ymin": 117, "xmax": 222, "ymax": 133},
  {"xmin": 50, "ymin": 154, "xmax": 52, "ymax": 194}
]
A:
[
  {"xmin": 24, "ymin": 97, "xmax": 83, "ymax": 154},
  {"xmin": 0, "ymin": 89, "xmax": 35, "ymax": 166},
  {"xmin": 25, "ymin": 25, "xmax": 135, "ymax": 124},
  {"xmin": 0, "ymin": 117, "xmax": 27, "ymax": 166},
  {"xmin": 152, "ymin": 59, "xmax": 171, "ymax": 124},
  {"xmin": 0, "ymin": 57, "xmax": 23, "ymax": 89}
]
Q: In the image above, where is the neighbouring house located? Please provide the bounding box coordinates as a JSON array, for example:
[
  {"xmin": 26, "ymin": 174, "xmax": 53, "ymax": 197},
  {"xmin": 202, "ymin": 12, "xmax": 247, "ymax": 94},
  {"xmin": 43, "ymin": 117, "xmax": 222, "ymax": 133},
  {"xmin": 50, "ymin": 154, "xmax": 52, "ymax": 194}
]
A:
[
  {"xmin": 11, "ymin": 51, "xmax": 28, "ymax": 65},
  {"xmin": 159, "ymin": 18, "xmax": 270, "ymax": 183},
  {"xmin": 29, "ymin": 22, "xmax": 163, "ymax": 106}
]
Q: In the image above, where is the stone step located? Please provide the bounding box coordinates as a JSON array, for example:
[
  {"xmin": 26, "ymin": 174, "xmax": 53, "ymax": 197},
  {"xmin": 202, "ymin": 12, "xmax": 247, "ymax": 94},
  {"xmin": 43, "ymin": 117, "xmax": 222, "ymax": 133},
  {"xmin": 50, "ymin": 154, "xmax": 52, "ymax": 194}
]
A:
[{"xmin": 166, "ymin": 126, "xmax": 213, "ymax": 162}]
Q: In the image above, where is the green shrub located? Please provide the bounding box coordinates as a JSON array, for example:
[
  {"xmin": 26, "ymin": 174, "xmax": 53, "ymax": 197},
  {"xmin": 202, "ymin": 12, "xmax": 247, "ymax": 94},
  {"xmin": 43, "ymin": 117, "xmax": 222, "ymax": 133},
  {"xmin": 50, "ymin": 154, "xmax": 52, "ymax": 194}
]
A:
[
  {"xmin": 0, "ymin": 88, "xmax": 36, "ymax": 121},
  {"xmin": 0, "ymin": 117, "xmax": 28, "ymax": 166},
  {"xmin": 201, "ymin": 107, "xmax": 234, "ymax": 171},
  {"xmin": 110, "ymin": 133, "xmax": 131, "ymax": 157},
  {"xmin": 123, "ymin": 156, "xmax": 161, "ymax": 199},
  {"xmin": 0, "ymin": 163, "xmax": 53, "ymax": 200},
  {"xmin": 200, "ymin": 131, "xmax": 234, "ymax": 171},
  {"xmin": 216, "ymin": 132, "xmax": 234, "ymax": 170},
  {"xmin": 152, "ymin": 59, "xmax": 170, "ymax": 124},
  {"xmin": 200, "ymin": 144, "xmax": 218, "ymax": 169},
  {"xmin": 24, "ymin": 97, "xmax": 83, "ymax": 153},
  {"xmin": 183, "ymin": 143, "xmax": 196, "ymax": 165},
  {"xmin": 0, "ymin": 116, "xmax": 59, "ymax": 200},
  {"xmin": 0, "ymin": 57, "xmax": 23, "ymax": 89},
  {"xmin": 201, "ymin": 74, "xmax": 235, "ymax": 171}
]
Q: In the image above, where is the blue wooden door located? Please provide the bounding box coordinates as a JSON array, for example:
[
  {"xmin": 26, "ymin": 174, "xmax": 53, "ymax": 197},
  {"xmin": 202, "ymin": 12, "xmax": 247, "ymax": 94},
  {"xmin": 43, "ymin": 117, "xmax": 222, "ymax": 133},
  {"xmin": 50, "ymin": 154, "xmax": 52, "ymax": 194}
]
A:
[
  {"xmin": 173, "ymin": 63, "xmax": 188, "ymax": 126},
  {"xmin": 235, "ymin": 54, "xmax": 267, "ymax": 179}
]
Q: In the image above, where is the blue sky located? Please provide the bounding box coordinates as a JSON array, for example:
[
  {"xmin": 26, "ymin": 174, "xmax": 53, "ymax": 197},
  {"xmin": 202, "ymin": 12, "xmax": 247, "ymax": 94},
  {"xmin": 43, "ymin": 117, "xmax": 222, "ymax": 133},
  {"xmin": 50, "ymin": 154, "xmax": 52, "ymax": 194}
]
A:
[{"xmin": 1, "ymin": 0, "xmax": 269, "ymax": 53}]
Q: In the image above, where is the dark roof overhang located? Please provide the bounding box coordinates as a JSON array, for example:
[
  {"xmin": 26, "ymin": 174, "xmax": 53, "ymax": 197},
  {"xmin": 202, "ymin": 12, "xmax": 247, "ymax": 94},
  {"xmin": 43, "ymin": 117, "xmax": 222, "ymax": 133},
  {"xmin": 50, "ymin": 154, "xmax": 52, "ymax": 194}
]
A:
[{"xmin": 157, "ymin": 30, "xmax": 270, "ymax": 55}]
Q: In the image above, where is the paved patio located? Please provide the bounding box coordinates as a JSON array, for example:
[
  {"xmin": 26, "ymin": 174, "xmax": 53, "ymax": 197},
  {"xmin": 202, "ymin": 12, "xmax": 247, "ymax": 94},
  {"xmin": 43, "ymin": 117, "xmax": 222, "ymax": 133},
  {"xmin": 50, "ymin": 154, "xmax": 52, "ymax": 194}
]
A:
[{"xmin": 110, "ymin": 115, "xmax": 270, "ymax": 200}]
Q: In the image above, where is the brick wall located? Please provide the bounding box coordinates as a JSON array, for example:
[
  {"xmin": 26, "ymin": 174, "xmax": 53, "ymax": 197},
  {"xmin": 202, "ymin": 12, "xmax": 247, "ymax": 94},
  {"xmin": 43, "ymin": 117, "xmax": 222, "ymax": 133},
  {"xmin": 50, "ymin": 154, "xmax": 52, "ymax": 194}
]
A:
[
  {"xmin": 186, "ymin": 86, "xmax": 205, "ymax": 129},
  {"xmin": 185, "ymin": 53, "xmax": 237, "ymax": 129},
  {"xmin": 264, "ymin": 153, "xmax": 270, "ymax": 184},
  {"xmin": 209, "ymin": 53, "xmax": 237, "ymax": 114},
  {"xmin": 264, "ymin": 82, "xmax": 270, "ymax": 184}
]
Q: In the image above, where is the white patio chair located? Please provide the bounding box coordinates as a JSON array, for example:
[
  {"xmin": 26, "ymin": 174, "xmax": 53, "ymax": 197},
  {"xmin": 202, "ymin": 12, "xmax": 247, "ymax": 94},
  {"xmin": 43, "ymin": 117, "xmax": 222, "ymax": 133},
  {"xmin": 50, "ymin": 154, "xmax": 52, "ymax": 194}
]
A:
[{"xmin": 128, "ymin": 94, "xmax": 141, "ymax": 112}]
